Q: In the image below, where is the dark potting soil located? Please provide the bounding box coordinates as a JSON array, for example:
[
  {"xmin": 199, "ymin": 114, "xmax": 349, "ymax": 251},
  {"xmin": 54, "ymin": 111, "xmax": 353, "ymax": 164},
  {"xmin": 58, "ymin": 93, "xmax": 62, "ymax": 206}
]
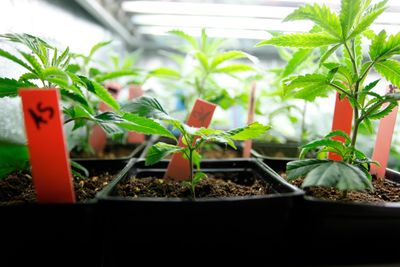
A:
[
  {"xmin": 289, "ymin": 176, "xmax": 400, "ymax": 203},
  {"xmin": 0, "ymin": 171, "xmax": 116, "ymax": 205},
  {"xmin": 115, "ymin": 172, "xmax": 271, "ymax": 199}
]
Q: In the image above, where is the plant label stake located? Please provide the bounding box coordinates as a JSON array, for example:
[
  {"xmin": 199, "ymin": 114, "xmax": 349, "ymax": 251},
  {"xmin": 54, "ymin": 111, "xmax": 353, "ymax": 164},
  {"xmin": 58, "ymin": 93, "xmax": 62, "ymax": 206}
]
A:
[
  {"xmin": 165, "ymin": 99, "xmax": 217, "ymax": 180},
  {"xmin": 19, "ymin": 88, "xmax": 75, "ymax": 203},
  {"xmin": 329, "ymin": 92, "xmax": 353, "ymax": 160},
  {"xmin": 370, "ymin": 85, "xmax": 399, "ymax": 180},
  {"xmin": 89, "ymin": 82, "xmax": 121, "ymax": 154},
  {"xmin": 127, "ymin": 85, "xmax": 145, "ymax": 143},
  {"xmin": 243, "ymin": 82, "xmax": 257, "ymax": 158}
]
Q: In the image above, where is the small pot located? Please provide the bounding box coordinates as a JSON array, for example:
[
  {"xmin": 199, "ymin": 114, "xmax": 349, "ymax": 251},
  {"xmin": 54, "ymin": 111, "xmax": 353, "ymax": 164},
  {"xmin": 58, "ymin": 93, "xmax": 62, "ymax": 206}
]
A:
[
  {"xmin": 96, "ymin": 158, "xmax": 303, "ymax": 263},
  {"xmin": 251, "ymin": 141, "xmax": 300, "ymax": 160},
  {"xmin": 0, "ymin": 159, "xmax": 131, "ymax": 266}
]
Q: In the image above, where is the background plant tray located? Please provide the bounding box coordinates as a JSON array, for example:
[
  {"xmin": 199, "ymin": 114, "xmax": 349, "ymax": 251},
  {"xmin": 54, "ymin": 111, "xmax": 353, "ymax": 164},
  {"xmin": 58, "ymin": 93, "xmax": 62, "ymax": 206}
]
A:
[{"xmin": 70, "ymin": 143, "xmax": 146, "ymax": 161}]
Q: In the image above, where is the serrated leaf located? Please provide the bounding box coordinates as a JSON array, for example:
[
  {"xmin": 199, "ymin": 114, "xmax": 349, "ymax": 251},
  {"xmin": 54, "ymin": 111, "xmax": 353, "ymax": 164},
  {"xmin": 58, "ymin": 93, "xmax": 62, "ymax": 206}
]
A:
[
  {"xmin": 19, "ymin": 51, "xmax": 43, "ymax": 74},
  {"xmin": 121, "ymin": 96, "xmax": 172, "ymax": 121},
  {"xmin": 95, "ymin": 70, "xmax": 139, "ymax": 83},
  {"xmin": 348, "ymin": 0, "xmax": 388, "ymax": 40},
  {"xmin": 213, "ymin": 64, "xmax": 254, "ymax": 73},
  {"xmin": 210, "ymin": 50, "xmax": 247, "ymax": 69},
  {"xmin": 368, "ymin": 101, "xmax": 397, "ymax": 120},
  {"xmin": 0, "ymin": 48, "xmax": 35, "ymax": 73},
  {"xmin": 287, "ymin": 159, "xmax": 329, "ymax": 181},
  {"xmin": 148, "ymin": 67, "xmax": 181, "ymax": 80},
  {"xmin": 119, "ymin": 113, "xmax": 176, "ymax": 140},
  {"xmin": 374, "ymin": 60, "xmax": 400, "ymax": 89},
  {"xmin": 79, "ymin": 76, "xmax": 120, "ymax": 110},
  {"xmin": 88, "ymin": 40, "xmax": 112, "ymax": 61},
  {"xmin": 319, "ymin": 44, "xmax": 341, "ymax": 66},
  {"xmin": 0, "ymin": 78, "xmax": 37, "ymax": 97},
  {"xmin": 283, "ymin": 73, "xmax": 330, "ymax": 100},
  {"xmin": 282, "ymin": 49, "xmax": 312, "ymax": 78},
  {"xmin": 340, "ymin": 0, "xmax": 362, "ymax": 39},
  {"xmin": 145, "ymin": 142, "xmax": 182, "ymax": 166},
  {"xmin": 168, "ymin": 29, "xmax": 199, "ymax": 50},
  {"xmin": 302, "ymin": 160, "xmax": 372, "ymax": 191},
  {"xmin": 60, "ymin": 89, "xmax": 93, "ymax": 114},
  {"xmin": 299, "ymin": 139, "xmax": 347, "ymax": 159},
  {"xmin": 223, "ymin": 122, "xmax": 270, "ymax": 140},
  {"xmin": 66, "ymin": 64, "xmax": 81, "ymax": 73},
  {"xmin": 324, "ymin": 130, "xmax": 351, "ymax": 144},
  {"xmin": 194, "ymin": 51, "xmax": 208, "ymax": 71},
  {"xmin": 284, "ymin": 4, "xmax": 342, "ymax": 38},
  {"xmin": 256, "ymin": 33, "xmax": 340, "ymax": 48}
]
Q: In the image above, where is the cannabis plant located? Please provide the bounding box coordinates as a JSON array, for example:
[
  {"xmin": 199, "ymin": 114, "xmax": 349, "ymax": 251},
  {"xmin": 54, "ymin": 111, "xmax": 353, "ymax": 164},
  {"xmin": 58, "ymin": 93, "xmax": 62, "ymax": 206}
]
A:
[
  {"xmin": 0, "ymin": 33, "xmax": 173, "ymax": 178},
  {"xmin": 122, "ymin": 96, "xmax": 270, "ymax": 198},
  {"xmin": 257, "ymin": 0, "xmax": 400, "ymax": 194},
  {"xmin": 148, "ymin": 29, "xmax": 260, "ymax": 112}
]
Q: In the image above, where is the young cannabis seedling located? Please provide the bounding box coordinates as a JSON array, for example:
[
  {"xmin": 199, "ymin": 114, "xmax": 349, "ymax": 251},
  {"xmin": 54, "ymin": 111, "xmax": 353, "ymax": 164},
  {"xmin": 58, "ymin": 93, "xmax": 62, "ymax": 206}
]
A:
[
  {"xmin": 122, "ymin": 96, "xmax": 270, "ymax": 198},
  {"xmin": 0, "ymin": 33, "xmax": 174, "ymax": 178},
  {"xmin": 257, "ymin": 0, "xmax": 400, "ymax": 194},
  {"xmin": 148, "ymin": 28, "xmax": 260, "ymax": 110}
]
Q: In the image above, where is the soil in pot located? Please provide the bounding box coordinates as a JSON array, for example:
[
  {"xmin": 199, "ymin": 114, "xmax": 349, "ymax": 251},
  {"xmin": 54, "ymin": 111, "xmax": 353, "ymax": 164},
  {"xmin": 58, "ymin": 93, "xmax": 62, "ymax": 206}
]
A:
[
  {"xmin": 287, "ymin": 175, "xmax": 400, "ymax": 203},
  {"xmin": 0, "ymin": 169, "xmax": 117, "ymax": 205},
  {"xmin": 114, "ymin": 172, "xmax": 271, "ymax": 199}
]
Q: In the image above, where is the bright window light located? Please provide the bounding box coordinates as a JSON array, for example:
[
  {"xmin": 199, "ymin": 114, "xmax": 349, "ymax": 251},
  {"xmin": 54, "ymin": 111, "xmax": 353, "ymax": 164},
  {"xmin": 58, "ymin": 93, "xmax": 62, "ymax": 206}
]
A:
[
  {"xmin": 137, "ymin": 26, "xmax": 272, "ymax": 40},
  {"xmin": 122, "ymin": 1, "xmax": 295, "ymax": 19},
  {"xmin": 132, "ymin": 15, "xmax": 313, "ymax": 32}
]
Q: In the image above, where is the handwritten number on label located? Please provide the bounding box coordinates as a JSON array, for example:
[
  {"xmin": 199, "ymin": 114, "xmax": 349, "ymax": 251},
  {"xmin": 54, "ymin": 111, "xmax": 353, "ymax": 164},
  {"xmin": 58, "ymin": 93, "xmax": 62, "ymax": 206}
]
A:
[{"xmin": 28, "ymin": 102, "xmax": 55, "ymax": 130}]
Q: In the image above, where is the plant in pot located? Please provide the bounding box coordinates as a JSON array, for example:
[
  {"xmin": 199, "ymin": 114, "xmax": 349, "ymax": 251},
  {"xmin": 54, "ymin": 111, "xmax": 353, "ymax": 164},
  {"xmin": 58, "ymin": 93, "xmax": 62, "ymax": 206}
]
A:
[
  {"xmin": 96, "ymin": 96, "xmax": 303, "ymax": 263},
  {"xmin": 0, "ymin": 33, "xmax": 174, "ymax": 265},
  {"xmin": 67, "ymin": 41, "xmax": 146, "ymax": 159},
  {"xmin": 257, "ymin": 0, "xmax": 400, "ymax": 264},
  {"xmin": 147, "ymin": 28, "xmax": 262, "ymax": 158}
]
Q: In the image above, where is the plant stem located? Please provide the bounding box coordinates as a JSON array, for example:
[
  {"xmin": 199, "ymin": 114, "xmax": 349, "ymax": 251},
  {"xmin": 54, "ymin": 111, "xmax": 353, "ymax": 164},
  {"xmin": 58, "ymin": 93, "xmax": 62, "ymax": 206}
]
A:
[
  {"xmin": 188, "ymin": 147, "xmax": 195, "ymax": 198},
  {"xmin": 344, "ymin": 42, "xmax": 358, "ymax": 76},
  {"xmin": 300, "ymin": 101, "xmax": 308, "ymax": 143},
  {"xmin": 341, "ymin": 190, "xmax": 348, "ymax": 199}
]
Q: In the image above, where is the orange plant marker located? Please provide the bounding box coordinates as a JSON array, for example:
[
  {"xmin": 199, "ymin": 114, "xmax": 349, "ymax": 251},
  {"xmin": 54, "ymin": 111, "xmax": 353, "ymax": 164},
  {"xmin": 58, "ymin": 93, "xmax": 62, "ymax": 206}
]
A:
[
  {"xmin": 19, "ymin": 88, "xmax": 75, "ymax": 203},
  {"xmin": 165, "ymin": 99, "xmax": 217, "ymax": 180},
  {"xmin": 127, "ymin": 85, "xmax": 145, "ymax": 143},
  {"xmin": 328, "ymin": 92, "xmax": 353, "ymax": 161},
  {"xmin": 89, "ymin": 82, "xmax": 121, "ymax": 154},
  {"xmin": 243, "ymin": 82, "xmax": 257, "ymax": 158},
  {"xmin": 370, "ymin": 86, "xmax": 399, "ymax": 180}
]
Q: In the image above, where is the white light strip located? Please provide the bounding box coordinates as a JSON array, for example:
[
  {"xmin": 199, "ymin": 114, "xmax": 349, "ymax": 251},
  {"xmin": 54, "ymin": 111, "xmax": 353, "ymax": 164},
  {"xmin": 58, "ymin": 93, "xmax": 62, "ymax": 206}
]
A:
[
  {"xmin": 132, "ymin": 15, "xmax": 313, "ymax": 32},
  {"xmin": 122, "ymin": 1, "xmax": 295, "ymax": 18},
  {"xmin": 137, "ymin": 26, "xmax": 272, "ymax": 40}
]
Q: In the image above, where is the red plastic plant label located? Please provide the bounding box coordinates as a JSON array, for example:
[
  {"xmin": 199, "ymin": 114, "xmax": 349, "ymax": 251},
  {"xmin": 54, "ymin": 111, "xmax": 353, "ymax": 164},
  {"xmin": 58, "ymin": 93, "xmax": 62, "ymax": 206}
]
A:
[
  {"xmin": 370, "ymin": 86, "xmax": 399, "ymax": 180},
  {"xmin": 165, "ymin": 99, "xmax": 217, "ymax": 180},
  {"xmin": 328, "ymin": 92, "xmax": 353, "ymax": 161},
  {"xmin": 127, "ymin": 85, "xmax": 145, "ymax": 143},
  {"xmin": 19, "ymin": 88, "xmax": 75, "ymax": 203},
  {"xmin": 243, "ymin": 82, "xmax": 257, "ymax": 158},
  {"xmin": 89, "ymin": 82, "xmax": 121, "ymax": 154}
]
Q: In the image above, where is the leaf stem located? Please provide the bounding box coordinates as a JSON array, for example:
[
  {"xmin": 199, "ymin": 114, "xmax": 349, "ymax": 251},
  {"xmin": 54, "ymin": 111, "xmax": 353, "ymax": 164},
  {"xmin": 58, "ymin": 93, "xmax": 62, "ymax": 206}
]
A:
[{"xmin": 344, "ymin": 42, "xmax": 358, "ymax": 76}]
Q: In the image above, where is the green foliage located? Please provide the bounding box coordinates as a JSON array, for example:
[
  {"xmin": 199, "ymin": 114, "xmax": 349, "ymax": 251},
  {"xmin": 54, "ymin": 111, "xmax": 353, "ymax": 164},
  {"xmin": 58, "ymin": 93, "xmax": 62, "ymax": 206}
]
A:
[
  {"xmin": 149, "ymin": 28, "xmax": 259, "ymax": 111},
  {"xmin": 127, "ymin": 96, "xmax": 270, "ymax": 198},
  {"xmin": 256, "ymin": 33, "xmax": 340, "ymax": 48},
  {"xmin": 0, "ymin": 143, "xmax": 29, "ymax": 178},
  {"xmin": 257, "ymin": 0, "xmax": 400, "ymax": 193},
  {"xmin": 287, "ymin": 160, "xmax": 373, "ymax": 191}
]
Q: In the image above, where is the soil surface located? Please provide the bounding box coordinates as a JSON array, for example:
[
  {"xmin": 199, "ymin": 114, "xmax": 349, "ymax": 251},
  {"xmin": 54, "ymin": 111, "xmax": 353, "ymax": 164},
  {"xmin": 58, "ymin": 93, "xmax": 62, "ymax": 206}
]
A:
[
  {"xmin": 70, "ymin": 144, "xmax": 140, "ymax": 159},
  {"xmin": 288, "ymin": 175, "xmax": 400, "ymax": 203},
  {"xmin": 115, "ymin": 172, "xmax": 271, "ymax": 199},
  {"xmin": 0, "ymin": 170, "xmax": 116, "ymax": 205}
]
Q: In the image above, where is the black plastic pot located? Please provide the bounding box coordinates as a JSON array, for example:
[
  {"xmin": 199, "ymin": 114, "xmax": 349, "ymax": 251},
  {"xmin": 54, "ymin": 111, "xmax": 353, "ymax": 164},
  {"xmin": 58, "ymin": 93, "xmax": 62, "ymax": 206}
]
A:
[
  {"xmin": 251, "ymin": 141, "xmax": 300, "ymax": 160},
  {"xmin": 0, "ymin": 159, "xmax": 131, "ymax": 267},
  {"xmin": 289, "ymin": 168, "xmax": 400, "ymax": 265},
  {"xmin": 96, "ymin": 158, "xmax": 303, "ymax": 264},
  {"xmin": 70, "ymin": 143, "xmax": 146, "ymax": 161}
]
